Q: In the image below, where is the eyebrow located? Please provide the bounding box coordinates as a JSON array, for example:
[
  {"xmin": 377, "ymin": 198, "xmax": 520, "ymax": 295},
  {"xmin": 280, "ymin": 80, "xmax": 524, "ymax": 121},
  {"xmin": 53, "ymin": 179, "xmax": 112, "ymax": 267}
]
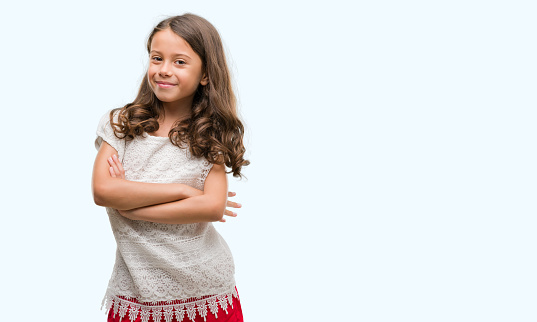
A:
[{"xmin": 150, "ymin": 50, "xmax": 192, "ymax": 60}]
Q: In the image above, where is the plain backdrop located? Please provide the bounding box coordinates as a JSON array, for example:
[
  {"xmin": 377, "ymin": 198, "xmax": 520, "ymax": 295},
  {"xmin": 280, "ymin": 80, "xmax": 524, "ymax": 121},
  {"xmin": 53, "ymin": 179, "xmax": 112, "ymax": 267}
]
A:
[{"xmin": 1, "ymin": 1, "xmax": 536, "ymax": 321}]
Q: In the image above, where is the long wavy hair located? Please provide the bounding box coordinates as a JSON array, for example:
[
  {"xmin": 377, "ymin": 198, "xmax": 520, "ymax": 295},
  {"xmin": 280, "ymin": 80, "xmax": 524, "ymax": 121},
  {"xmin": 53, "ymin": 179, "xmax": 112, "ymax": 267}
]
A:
[{"xmin": 110, "ymin": 13, "xmax": 249, "ymax": 178}]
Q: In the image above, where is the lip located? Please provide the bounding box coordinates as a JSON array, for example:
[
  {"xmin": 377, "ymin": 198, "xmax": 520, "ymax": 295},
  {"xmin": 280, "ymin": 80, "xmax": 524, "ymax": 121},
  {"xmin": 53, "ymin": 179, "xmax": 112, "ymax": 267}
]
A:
[{"xmin": 155, "ymin": 81, "xmax": 177, "ymax": 88}]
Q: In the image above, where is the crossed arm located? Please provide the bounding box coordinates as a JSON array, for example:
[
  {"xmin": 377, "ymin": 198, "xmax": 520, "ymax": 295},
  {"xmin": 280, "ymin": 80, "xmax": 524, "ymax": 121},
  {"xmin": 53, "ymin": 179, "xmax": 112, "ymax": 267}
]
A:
[{"xmin": 91, "ymin": 141, "xmax": 240, "ymax": 224}]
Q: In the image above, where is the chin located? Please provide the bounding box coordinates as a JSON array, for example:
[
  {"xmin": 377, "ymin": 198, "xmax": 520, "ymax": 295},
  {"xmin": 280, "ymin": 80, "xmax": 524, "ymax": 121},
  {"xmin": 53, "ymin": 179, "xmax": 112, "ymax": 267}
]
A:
[{"xmin": 153, "ymin": 93, "xmax": 177, "ymax": 102}]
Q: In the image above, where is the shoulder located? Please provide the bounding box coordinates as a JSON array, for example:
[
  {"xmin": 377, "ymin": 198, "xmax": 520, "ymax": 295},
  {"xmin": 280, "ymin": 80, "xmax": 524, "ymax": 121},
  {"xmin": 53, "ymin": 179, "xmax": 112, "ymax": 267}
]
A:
[
  {"xmin": 210, "ymin": 162, "xmax": 225, "ymax": 172},
  {"xmin": 97, "ymin": 108, "xmax": 121, "ymax": 126},
  {"xmin": 96, "ymin": 109, "xmax": 125, "ymax": 137},
  {"xmin": 203, "ymin": 162, "xmax": 227, "ymax": 193},
  {"xmin": 95, "ymin": 108, "xmax": 125, "ymax": 153}
]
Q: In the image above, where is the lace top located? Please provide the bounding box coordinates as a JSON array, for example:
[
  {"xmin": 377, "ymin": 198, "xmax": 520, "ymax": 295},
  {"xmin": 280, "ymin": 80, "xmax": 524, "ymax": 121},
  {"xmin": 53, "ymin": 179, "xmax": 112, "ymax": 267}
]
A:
[{"xmin": 95, "ymin": 111, "xmax": 237, "ymax": 322}]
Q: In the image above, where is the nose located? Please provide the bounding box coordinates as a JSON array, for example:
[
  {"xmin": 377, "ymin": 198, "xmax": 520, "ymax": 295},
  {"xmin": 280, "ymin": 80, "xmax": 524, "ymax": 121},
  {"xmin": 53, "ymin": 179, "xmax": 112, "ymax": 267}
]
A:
[{"xmin": 159, "ymin": 61, "xmax": 172, "ymax": 77}]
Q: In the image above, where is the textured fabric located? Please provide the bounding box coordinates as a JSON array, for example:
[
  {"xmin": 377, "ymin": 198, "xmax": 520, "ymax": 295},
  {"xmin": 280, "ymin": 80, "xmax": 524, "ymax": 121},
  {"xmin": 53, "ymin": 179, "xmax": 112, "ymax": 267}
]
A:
[
  {"xmin": 95, "ymin": 110, "xmax": 237, "ymax": 320},
  {"xmin": 106, "ymin": 288, "xmax": 244, "ymax": 322}
]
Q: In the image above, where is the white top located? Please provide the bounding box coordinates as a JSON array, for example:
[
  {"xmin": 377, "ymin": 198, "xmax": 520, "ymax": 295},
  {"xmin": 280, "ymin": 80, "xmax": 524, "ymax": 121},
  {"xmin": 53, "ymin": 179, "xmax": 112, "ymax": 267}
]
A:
[{"xmin": 95, "ymin": 110, "xmax": 237, "ymax": 322}]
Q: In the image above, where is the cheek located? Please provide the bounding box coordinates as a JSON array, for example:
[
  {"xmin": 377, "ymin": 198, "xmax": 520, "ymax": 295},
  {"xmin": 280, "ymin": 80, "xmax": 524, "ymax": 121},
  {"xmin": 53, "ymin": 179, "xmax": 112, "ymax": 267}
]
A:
[
  {"xmin": 146, "ymin": 69, "xmax": 158, "ymax": 90},
  {"xmin": 181, "ymin": 71, "xmax": 203, "ymax": 87},
  {"xmin": 147, "ymin": 67, "xmax": 156, "ymax": 80}
]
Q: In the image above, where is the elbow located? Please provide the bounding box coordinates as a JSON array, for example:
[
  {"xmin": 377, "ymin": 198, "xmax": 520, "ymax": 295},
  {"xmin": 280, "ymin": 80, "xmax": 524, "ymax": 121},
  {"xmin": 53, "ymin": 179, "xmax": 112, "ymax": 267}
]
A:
[
  {"xmin": 209, "ymin": 202, "xmax": 226, "ymax": 222},
  {"xmin": 92, "ymin": 183, "xmax": 111, "ymax": 207},
  {"xmin": 93, "ymin": 194, "xmax": 104, "ymax": 207},
  {"xmin": 212, "ymin": 212, "xmax": 224, "ymax": 222},
  {"xmin": 93, "ymin": 191, "xmax": 106, "ymax": 207}
]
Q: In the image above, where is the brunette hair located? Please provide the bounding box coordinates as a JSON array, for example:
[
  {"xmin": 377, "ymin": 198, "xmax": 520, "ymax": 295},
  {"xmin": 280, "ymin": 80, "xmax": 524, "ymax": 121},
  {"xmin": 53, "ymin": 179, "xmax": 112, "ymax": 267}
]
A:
[{"xmin": 110, "ymin": 13, "xmax": 249, "ymax": 178}]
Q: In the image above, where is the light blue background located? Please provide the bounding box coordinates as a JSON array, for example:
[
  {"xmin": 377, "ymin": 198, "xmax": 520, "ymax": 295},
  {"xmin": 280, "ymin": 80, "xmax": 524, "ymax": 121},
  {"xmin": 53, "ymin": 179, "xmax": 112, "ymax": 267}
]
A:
[{"xmin": 0, "ymin": 1, "xmax": 535, "ymax": 321}]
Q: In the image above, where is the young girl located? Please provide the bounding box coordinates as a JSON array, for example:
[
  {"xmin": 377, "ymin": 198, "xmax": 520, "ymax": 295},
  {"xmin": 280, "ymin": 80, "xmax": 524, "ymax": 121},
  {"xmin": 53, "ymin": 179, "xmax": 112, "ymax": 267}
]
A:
[{"xmin": 92, "ymin": 14, "xmax": 249, "ymax": 322}]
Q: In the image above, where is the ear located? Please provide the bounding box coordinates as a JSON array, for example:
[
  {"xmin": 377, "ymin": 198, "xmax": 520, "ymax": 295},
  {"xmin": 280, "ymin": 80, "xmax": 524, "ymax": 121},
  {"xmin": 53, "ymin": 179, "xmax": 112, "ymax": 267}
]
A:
[{"xmin": 200, "ymin": 73, "xmax": 209, "ymax": 86}]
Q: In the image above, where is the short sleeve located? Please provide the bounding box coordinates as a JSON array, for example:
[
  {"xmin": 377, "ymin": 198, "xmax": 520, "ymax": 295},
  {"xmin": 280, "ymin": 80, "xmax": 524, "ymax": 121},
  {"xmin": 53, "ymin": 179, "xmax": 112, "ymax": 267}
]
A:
[
  {"xmin": 95, "ymin": 110, "xmax": 125, "ymax": 159},
  {"xmin": 199, "ymin": 159, "xmax": 214, "ymax": 180}
]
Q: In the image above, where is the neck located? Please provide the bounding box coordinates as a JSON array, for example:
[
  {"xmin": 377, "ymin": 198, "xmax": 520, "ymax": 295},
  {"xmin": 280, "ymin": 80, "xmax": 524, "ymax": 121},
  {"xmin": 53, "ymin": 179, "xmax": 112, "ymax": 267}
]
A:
[{"xmin": 161, "ymin": 98, "xmax": 194, "ymax": 123}]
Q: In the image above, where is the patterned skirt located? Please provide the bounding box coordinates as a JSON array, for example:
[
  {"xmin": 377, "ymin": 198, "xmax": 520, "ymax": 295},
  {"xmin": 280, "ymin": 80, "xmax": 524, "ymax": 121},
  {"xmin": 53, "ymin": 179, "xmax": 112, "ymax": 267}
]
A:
[{"xmin": 106, "ymin": 288, "xmax": 244, "ymax": 322}]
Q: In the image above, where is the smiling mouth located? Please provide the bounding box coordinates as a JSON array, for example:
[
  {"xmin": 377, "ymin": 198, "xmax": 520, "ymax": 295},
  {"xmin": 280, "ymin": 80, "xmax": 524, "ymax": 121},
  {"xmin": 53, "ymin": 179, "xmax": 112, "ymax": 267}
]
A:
[{"xmin": 156, "ymin": 81, "xmax": 176, "ymax": 88}]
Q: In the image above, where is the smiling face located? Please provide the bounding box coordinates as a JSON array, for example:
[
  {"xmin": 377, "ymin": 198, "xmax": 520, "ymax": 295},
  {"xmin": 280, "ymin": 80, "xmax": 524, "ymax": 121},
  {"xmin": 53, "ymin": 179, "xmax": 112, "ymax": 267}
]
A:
[{"xmin": 147, "ymin": 28, "xmax": 208, "ymax": 110}]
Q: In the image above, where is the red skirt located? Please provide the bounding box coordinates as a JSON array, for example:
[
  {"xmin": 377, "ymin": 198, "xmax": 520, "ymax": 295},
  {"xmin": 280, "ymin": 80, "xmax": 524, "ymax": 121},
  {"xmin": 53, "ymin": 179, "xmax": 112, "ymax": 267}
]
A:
[{"xmin": 106, "ymin": 288, "xmax": 243, "ymax": 322}]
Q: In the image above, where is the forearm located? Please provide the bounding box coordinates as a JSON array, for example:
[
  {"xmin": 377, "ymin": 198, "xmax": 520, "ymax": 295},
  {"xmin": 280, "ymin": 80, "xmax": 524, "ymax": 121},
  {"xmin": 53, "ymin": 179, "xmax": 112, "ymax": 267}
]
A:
[
  {"xmin": 92, "ymin": 142, "xmax": 204, "ymax": 210},
  {"xmin": 93, "ymin": 179, "xmax": 203, "ymax": 210},
  {"xmin": 123, "ymin": 194, "xmax": 225, "ymax": 224}
]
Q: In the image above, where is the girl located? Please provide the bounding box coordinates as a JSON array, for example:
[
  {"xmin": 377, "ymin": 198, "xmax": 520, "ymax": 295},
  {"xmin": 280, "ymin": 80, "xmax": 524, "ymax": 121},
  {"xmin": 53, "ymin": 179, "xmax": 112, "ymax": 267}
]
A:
[{"xmin": 92, "ymin": 13, "xmax": 249, "ymax": 322}]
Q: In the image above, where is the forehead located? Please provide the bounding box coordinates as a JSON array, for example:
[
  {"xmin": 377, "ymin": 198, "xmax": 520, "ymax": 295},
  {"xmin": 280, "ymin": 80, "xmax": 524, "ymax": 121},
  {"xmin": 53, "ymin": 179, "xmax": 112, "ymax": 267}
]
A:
[{"xmin": 150, "ymin": 28, "xmax": 198, "ymax": 58}]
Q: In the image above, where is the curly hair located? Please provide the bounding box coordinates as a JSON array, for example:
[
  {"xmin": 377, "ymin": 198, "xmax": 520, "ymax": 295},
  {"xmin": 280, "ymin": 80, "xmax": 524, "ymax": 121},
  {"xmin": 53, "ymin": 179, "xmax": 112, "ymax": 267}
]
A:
[{"xmin": 109, "ymin": 13, "xmax": 249, "ymax": 178}]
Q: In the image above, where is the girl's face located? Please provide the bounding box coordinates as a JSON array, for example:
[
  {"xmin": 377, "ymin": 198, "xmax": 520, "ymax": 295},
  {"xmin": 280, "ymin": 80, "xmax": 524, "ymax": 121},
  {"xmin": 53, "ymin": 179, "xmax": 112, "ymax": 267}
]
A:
[{"xmin": 147, "ymin": 28, "xmax": 208, "ymax": 108}]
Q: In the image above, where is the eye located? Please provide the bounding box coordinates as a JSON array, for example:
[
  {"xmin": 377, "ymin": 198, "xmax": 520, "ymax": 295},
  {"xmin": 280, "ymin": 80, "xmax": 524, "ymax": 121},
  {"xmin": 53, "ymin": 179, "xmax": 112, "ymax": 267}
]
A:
[
  {"xmin": 151, "ymin": 56, "xmax": 162, "ymax": 62},
  {"xmin": 175, "ymin": 60, "xmax": 186, "ymax": 65}
]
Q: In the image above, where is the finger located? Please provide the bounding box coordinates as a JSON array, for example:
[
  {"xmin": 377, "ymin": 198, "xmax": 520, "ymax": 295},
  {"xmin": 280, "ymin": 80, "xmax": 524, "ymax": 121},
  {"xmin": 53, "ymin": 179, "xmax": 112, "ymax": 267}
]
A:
[
  {"xmin": 227, "ymin": 191, "xmax": 237, "ymax": 197},
  {"xmin": 111, "ymin": 155, "xmax": 125, "ymax": 179},
  {"xmin": 108, "ymin": 156, "xmax": 121, "ymax": 176},
  {"xmin": 220, "ymin": 218, "xmax": 226, "ymax": 222},
  {"xmin": 226, "ymin": 200, "xmax": 242, "ymax": 208},
  {"xmin": 108, "ymin": 159, "xmax": 120, "ymax": 177},
  {"xmin": 112, "ymin": 154, "xmax": 125, "ymax": 175},
  {"xmin": 109, "ymin": 166, "xmax": 116, "ymax": 178},
  {"xmin": 224, "ymin": 209, "xmax": 237, "ymax": 217}
]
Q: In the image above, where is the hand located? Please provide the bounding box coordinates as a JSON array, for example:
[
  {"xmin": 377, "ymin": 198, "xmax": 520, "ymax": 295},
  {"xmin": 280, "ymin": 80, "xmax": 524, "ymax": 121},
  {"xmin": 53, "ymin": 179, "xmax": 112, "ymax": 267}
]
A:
[
  {"xmin": 220, "ymin": 191, "xmax": 242, "ymax": 222},
  {"xmin": 108, "ymin": 154, "xmax": 125, "ymax": 179}
]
